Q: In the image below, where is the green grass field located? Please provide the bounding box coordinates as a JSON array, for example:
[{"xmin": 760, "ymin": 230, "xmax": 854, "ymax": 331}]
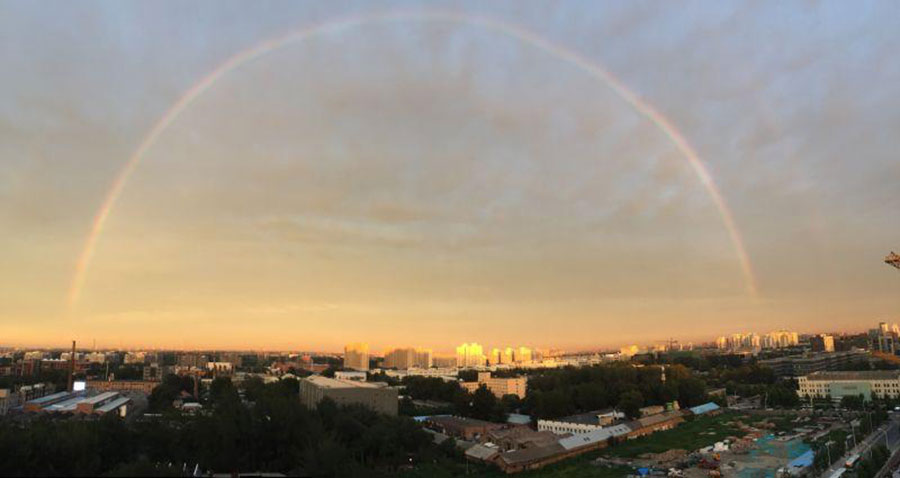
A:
[{"xmin": 603, "ymin": 412, "xmax": 747, "ymax": 458}]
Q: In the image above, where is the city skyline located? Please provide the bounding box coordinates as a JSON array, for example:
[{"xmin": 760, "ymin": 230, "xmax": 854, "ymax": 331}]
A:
[
  {"xmin": 0, "ymin": 322, "xmax": 886, "ymax": 355},
  {"xmin": 2, "ymin": 1, "xmax": 899, "ymax": 350}
]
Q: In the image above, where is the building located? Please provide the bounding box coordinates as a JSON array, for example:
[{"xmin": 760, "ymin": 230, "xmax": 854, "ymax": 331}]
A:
[
  {"xmin": 456, "ymin": 343, "xmax": 486, "ymax": 368},
  {"xmin": 759, "ymin": 350, "xmax": 867, "ymax": 377},
  {"xmin": 333, "ymin": 370, "xmax": 367, "ymax": 381},
  {"xmin": 810, "ymin": 335, "xmax": 836, "ymax": 353},
  {"xmin": 299, "ymin": 375, "xmax": 397, "ymax": 416},
  {"xmin": 382, "ymin": 347, "xmax": 434, "ymax": 369},
  {"xmin": 797, "ymin": 371, "xmax": 900, "ymax": 401},
  {"xmin": 424, "ymin": 415, "xmax": 504, "ymax": 440},
  {"xmin": 0, "ymin": 389, "xmax": 16, "ymax": 415},
  {"xmin": 343, "ymin": 343, "xmax": 369, "ymax": 371},
  {"xmin": 515, "ymin": 347, "xmax": 533, "ymax": 364},
  {"xmin": 414, "ymin": 348, "xmax": 433, "ymax": 368},
  {"xmin": 177, "ymin": 353, "xmax": 208, "ymax": 368},
  {"xmin": 142, "ymin": 363, "xmax": 168, "ymax": 381},
  {"xmin": 537, "ymin": 409, "xmax": 626, "ymax": 435},
  {"xmin": 206, "ymin": 362, "xmax": 234, "ymax": 376},
  {"xmin": 625, "ymin": 410, "xmax": 685, "ymax": 438},
  {"xmin": 877, "ymin": 335, "xmax": 897, "ymax": 354},
  {"xmin": 763, "ymin": 330, "xmax": 800, "ymax": 349},
  {"xmin": 86, "ymin": 380, "xmax": 158, "ymax": 394},
  {"xmin": 461, "ymin": 372, "xmax": 527, "ymax": 399},
  {"xmin": 24, "ymin": 390, "xmax": 131, "ymax": 416},
  {"xmin": 432, "ymin": 356, "xmax": 457, "ymax": 368}
]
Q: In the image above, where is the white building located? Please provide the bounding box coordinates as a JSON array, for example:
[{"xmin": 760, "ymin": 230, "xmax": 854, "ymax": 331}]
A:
[{"xmin": 798, "ymin": 371, "xmax": 900, "ymax": 401}]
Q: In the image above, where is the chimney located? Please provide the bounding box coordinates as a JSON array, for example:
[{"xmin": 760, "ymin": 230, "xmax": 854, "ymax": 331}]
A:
[{"xmin": 67, "ymin": 340, "xmax": 76, "ymax": 392}]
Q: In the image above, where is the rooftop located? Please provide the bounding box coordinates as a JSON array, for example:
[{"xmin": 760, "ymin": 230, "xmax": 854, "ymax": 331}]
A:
[
  {"xmin": 79, "ymin": 391, "xmax": 119, "ymax": 405},
  {"xmin": 558, "ymin": 424, "xmax": 632, "ymax": 451},
  {"xmin": 427, "ymin": 415, "xmax": 501, "ymax": 429},
  {"xmin": 26, "ymin": 391, "xmax": 71, "ymax": 405},
  {"xmin": 553, "ymin": 408, "xmax": 620, "ymax": 425},
  {"xmin": 688, "ymin": 402, "xmax": 721, "ymax": 415},
  {"xmin": 47, "ymin": 395, "xmax": 88, "ymax": 412},
  {"xmin": 303, "ymin": 375, "xmax": 385, "ymax": 389},
  {"xmin": 95, "ymin": 397, "xmax": 131, "ymax": 413},
  {"xmin": 805, "ymin": 371, "xmax": 900, "ymax": 381},
  {"xmin": 498, "ymin": 443, "xmax": 566, "ymax": 466}
]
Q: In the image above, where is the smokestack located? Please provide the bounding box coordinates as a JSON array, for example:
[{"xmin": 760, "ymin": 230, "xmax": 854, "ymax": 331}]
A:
[{"xmin": 67, "ymin": 340, "xmax": 76, "ymax": 392}]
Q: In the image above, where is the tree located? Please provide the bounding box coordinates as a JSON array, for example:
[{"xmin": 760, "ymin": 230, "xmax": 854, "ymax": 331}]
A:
[
  {"xmin": 618, "ymin": 390, "xmax": 644, "ymax": 419},
  {"xmin": 677, "ymin": 377, "xmax": 709, "ymax": 408},
  {"xmin": 470, "ymin": 385, "xmax": 503, "ymax": 422},
  {"xmin": 840, "ymin": 394, "xmax": 865, "ymax": 411}
]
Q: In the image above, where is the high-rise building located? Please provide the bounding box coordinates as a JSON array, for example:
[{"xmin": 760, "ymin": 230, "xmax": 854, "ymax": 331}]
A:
[
  {"xmin": 810, "ymin": 335, "xmax": 835, "ymax": 353},
  {"xmin": 414, "ymin": 348, "xmax": 432, "ymax": 368},
  {"xmin": 514, "ymin": 347, "xmax": 532, "ymax": 363},
  {"xmin": 383, "ymin": 347, "xmax": 432, "ymax": 369},
  {"xmin": 456, "ymin": 343, "xmax": 485, "ymax": 368},
  {"xmin": 344, "ymin": 343, "xmax": 369, "ymax": 371},
  {"xmin": 763, "ymin": 330, "xmax": 799, "ymax": 349}
]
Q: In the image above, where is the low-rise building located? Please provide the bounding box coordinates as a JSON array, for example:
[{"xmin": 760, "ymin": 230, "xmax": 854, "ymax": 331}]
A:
[
  {"xmin": 537, "ymin": 409, "xmax": 626, "ymax": 435},
  {"xmin": 424, "ymin": 415, "xmax": 505, "ymax": 441},
  {"xmin": 334, "ymin": 371, "xmax": 367, "ymax": 381},
  {"xmin": 797, "ymin": 370, "xmax": 900, "ymax": 401},
  {"xmin": 87, "ymin": 380, "xmax": 158, "ymax": 394},
  {"xmin": 299, "ymin": 375, "xmax": 397, "ymax": 416},
  {"xmin": 625, "ymin": 410, "xmax": 685, "ymax": 438}
]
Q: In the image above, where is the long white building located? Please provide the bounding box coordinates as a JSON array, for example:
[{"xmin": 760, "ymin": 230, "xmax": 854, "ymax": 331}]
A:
[{"xmin": 798, "ymin": 371, "xmax": 900, "ymax": 401}]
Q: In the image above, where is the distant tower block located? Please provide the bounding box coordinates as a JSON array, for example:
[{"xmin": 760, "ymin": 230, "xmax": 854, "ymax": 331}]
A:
[{"xmin": 887, "ymin": 252, "xmax": 900, "ymax": 270}]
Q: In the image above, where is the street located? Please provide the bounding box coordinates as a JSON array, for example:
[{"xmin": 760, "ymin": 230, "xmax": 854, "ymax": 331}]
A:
[{"xmin": 821, "ymin": 412, "xmax": 900, "ymax": 477}]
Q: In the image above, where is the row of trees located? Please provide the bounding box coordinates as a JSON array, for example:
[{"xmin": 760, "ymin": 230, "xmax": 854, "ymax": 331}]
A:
[
  {"xmin": 519, "ymin": 363, "xmax": 710, "ymax": 419},
  {"xmin": 0, "ymin": 377, "xmax": 461, "ymax": 477}
]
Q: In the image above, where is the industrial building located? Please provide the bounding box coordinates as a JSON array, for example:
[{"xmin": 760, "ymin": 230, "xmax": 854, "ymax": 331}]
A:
[
  {"xmin": 797, "ymin": 370, "xmax": 900, "ymax": 400},
  {"xmin": 23, "ymin": 390, "xmax": 131, "ymax": 416},
  {"xmin": 299, "ymin": 375, "xmax": 397, "ymax": 416}
]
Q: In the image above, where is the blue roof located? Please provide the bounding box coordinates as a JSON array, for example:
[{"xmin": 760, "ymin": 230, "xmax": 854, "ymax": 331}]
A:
[
  {"xmin": 26, "ymin": 391, "xmax": 71, "ymax": 405},
  {"xmin": 689, "ymin": 402, "xmax": 721, "ymax": 415},
  {"xmin": 788, "ymin": 450, "xmax": 815, "ymax": 469}
]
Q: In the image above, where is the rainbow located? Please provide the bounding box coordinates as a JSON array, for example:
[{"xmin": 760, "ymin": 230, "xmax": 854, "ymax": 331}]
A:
[{"xmin": 67, "ymin": 10, "xmax": 758, "ymax": 310}]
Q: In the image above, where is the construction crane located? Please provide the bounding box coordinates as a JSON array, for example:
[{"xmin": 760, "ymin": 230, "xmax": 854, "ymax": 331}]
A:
[{"xmin": 887, "ymin": 252, "xmax": 900, "ymax": 270}]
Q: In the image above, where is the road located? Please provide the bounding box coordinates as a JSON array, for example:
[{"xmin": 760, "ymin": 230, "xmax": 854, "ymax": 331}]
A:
[{"xmin": 821, "ymin": 412, "xmax": 900, "ymax": 477}]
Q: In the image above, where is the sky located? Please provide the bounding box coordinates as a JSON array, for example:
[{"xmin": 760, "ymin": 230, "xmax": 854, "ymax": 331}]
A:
[{"xmin": 1, "ymin": 1, "xmax": 898, "ymax": 353}]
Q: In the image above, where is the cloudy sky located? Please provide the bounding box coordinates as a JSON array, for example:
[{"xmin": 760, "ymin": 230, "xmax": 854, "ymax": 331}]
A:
[{"xmin": 1, "ymin": 1, "xmax": 898, "ymax": 352}]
